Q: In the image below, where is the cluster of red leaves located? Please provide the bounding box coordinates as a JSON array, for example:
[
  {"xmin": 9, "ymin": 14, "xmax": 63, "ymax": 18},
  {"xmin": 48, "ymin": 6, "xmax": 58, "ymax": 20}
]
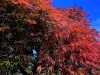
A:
[{"xmin": 7, "ymin": 0, "xmax": 100, "ymax": 74}]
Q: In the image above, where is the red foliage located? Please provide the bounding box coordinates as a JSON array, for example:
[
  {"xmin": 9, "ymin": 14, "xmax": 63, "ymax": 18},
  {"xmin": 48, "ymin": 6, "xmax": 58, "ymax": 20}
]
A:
[
  {"xmin": 3, "ymin": 0, "xmax": 100, "ymax": 74},
  {"xmin": 11, "ymin": 0, "xmax": 32, "ymax": 6},
  {"xmin": 25, "ymin": 19, "xmax": 37, "ymax": 25}
]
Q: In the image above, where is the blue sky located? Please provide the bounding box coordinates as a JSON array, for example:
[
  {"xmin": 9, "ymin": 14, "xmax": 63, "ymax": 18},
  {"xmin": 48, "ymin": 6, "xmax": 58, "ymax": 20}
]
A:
[{"xmin": 52, "ymin": 0, "xmax": 100, "ymax": 31}]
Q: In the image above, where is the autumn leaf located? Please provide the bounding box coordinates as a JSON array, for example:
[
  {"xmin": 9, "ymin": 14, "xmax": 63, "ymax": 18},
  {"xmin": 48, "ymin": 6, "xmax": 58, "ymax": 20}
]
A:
[
  {"xmin": 25, "ymin": 19, "xmax": 37, "ymax": 25},
  {"xmin": 37, "ymin": 65, "xmax": 42, "ymax": 73}
]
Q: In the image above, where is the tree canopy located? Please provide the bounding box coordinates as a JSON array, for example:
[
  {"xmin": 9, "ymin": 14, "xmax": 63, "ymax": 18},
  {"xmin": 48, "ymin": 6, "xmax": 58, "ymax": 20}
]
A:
[{"xmin": 0, "ymin": 0, "xmax": 100, "ymax": 75}]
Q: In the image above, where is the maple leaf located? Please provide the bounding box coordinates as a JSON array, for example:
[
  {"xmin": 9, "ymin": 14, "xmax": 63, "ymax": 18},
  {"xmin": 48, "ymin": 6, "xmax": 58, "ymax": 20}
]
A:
[{"xmin": 25, "ymin": 19, "xmax": 37, "ymax": 25}]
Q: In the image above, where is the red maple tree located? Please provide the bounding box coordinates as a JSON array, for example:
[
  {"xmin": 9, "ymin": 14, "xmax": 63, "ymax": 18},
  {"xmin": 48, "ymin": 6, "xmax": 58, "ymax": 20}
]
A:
[{"xmin": 0, "ymin": 0, "xmax": 100, "ymax": 75}]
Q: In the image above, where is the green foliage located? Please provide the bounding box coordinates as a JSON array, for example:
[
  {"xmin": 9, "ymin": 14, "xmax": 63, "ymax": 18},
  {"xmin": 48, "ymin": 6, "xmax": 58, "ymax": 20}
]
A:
[{"xmin": 0, "ymin": 1, "xmax": 36, "ymax": 74}]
